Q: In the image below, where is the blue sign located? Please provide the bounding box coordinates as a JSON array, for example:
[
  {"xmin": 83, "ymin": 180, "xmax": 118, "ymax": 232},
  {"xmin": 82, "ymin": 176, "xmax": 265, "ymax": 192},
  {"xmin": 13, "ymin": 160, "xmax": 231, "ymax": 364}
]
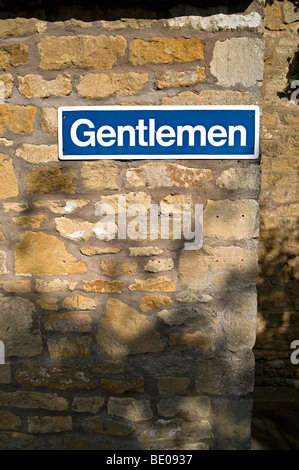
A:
[{"xmin": 58, "ymin": 105, "xmax": 260, "ymax": 160}]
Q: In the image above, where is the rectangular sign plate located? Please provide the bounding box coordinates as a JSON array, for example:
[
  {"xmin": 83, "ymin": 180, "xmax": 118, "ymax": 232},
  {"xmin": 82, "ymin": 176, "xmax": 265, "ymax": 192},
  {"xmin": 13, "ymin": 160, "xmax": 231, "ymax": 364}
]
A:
[{"xmin": 58, "ymin": 105, "xmax": 260, "ymax": 160}]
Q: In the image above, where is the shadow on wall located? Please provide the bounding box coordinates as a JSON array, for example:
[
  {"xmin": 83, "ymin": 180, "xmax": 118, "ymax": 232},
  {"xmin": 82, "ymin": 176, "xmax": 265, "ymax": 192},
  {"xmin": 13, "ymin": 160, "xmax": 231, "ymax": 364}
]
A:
[{"xmin": 0, "ymin": 0, "xmax": 257, "ymax": 20}]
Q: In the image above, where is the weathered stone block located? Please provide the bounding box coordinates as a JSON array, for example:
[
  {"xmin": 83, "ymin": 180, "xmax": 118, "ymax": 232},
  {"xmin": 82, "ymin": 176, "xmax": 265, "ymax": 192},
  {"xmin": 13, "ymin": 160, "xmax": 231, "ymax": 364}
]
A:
[
  {"xmin": 47, "ymin": 337, "xmax": 91, "ymax": 359},
  {"xmin": 0, "ymin": 104, "xmax": 36, "ymax": 133},
  {"xmin": 129, "ymin": 276, "xmax": 175, "ymax": 292},
  {"xmin": 72, "ymin": 397, "xmax": 105, "ymax": 414},
  {"xmin": 157, "ymin": 396, "xmax": 210, "ymax": 420},
  {"xmin": 126, "ymin": 163, "xmax": 212, "ymax": 188},
  {"xmin": 144, "ymin": 258, "xmax": 174, "ymax": 273},
  {"xmin": 14, "ymin": 231, "xmax": 87, "ymax": 276},
  {"xmin": 180, "ymin": 244, "xmax": 258, "ymax": 292},
  {"xmin": 18, "ymin": 74, "xmax": 72, "ymax": 98},
  {"xmin": 0, "ymin": 296, "xmax": 42, "ymax": 357},
  {"xmin": 210, "ymin": 38, "xmax": 264, "ymax": 87},
  {"xmin": 81, "ymin": 161, "xmax": 118, "ymax": 190},
  {"xmin": 28, "ymin": 416, "xmax": 72, "ymax": 433},
  {"xmin": 0, "ymin": 44, "xmax": 28, "ymax": 67},
  {"xmin": 45, "ymin": 312, "xmax": 92, "ymax": 333},
  {"xmin": 83, "ymin": 279, "xmax": 125, "ymax": 293},
  {"xmin": 96, "ymin": 298, "xmax": 164, "ymax": 356},
  {"xmin": 26, "ymin": 166, "xmax": 76, "ymax": 195},
  {"xmin": 100, "ymin": 260, "xmax": 138, "ymax": 278},
  {"xmin": 77, "ymin": 72, "xmax": 148, "ymax": 98},
  {"xmin": 140, "ymin": 295, "xmax": 172, "ymax": 312},
  {"xmin": 62, "ymin": 295, "xmax": 96, "ymax": 310},
  {"xmin": 129, "ymin": 37, "xmax": 204, "ymax": 65},
  {"xmin": 155, "ymin": 67, "xmax": 205, "ymax": 89},
  {"xmin": 0, "ymin": 390, "xmax": 68, "ymax": 410},
  {"xmin": 102, "ymin": 377, "xmax": 144, "ymax": 394},
  {"xmin": 203, "ymin": 199, "xmax": 259, "ymax": 240},
  {"xmin": 0, "ymin": 154, "xmax": 18, "ymax": 199},
  {"xmin": 216, "ymin": 166, "xmax": 260, "ymax": 190},
  {"xmin": 108, "ymin": 397, "xmax": 153, "ymax": 421},
  {"xmin": 0, "ymin": 18, "xmax": 47, "ymax": 38},
  {"xmin": 39, "ymin": 35, "xmax": 126, "ymax": 70},
  {"xmin": 16, "ymin": 364, "xmax": 93, "ymax": 390}
]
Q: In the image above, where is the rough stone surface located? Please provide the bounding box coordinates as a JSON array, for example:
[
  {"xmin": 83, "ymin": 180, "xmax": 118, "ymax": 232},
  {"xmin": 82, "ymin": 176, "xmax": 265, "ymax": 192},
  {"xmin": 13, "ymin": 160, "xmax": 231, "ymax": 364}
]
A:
[
  {"xmin": 39, "ymin": 35, "xmax": 126, "ymax": 69},
  {"xmin": 26, "ymin": 166, "xmax": 76, "ymax": 194},
  {"xmin": 108, "ymin": 397, "xmax": 153, "ymax": 421},
  {"xmin": 216, "ymin": 166, "xmax": 260, "ymax": 190},
  {"xmin": 129, "ymin": 37, "xmax": 204, "ymax": 65},
  {"xmin": 0, "ymin": 296, "xmax": 42, "ymax": 357},
  {"xmin": 77, "ymin": 72, "xmax": 148, "ymax": 98},
  {"xmin": 126, "ymin": 163, "xmax": 212, "ymax": 188},
  {"xmin": 155, "ymin": 67, "xmax": 205, "ymax": 89},
  {"xmin": 0, "ymin": 18, "xmax": 47, "ymax": 38},
  {"xmin": 211, "ymin": 38, "xmax": 264, "ymax": 87},
  {"xmin": 0, "ymin": 104, "xmax": 36, "ymax": 133},
  {"xmin": 14, "ymin": 232, "xmax": 87, "ymax": 276},
  {"xmin": 129, "ymin": 276, "xmax": 175, "ymax": 292},
  {"xmin": 18, "ymin": 74, "xmax": 72, "ymax": 98},
  {"xmin": 0, "ymin": 154, "xmax": 19, "ymax": 198},
  {"xmin": 81, "ymin": 161, "xmax": 118, "ymax": 190},
  {"xmin": 203, "ymin": 199, "xmax": 259, "ymax": 240},
  {"xmin": 96, "ymin": 298, "xmax": 164, "ymax": 357},
  {"xmin": 166, "ymin": 12, "xmax": 262, "ymax": 31}
]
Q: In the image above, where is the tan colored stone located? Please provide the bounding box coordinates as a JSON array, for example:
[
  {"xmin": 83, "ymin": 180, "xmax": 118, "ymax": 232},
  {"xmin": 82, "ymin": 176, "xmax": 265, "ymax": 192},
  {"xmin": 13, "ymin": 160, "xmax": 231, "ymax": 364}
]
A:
[
  {"xmin": 129, "ymin": 276, "xmax": 175, "ymax": 292},
  {"xmin": 45, "ymin": 312, "xmax": 92, "ymax": 333},
  {"xmin": 0, "ymin": 232, "xmax": 4, "ymax": 240},
  {"xmin": 0, "ymin": 138, "xmax": 12, "ymax": 146},
  {"xmin": 102, "ymin": 377, "xmax": 144, "ymax": 394},
  {"xmin": 19, "ymin": 74, "xmax": 72, "ymax": 98},
  {"xmin": 210, "ymin": 38, "xmax": 264, "ymax": 87},
  {"xmin": 126, "ymin": 163, "xmax": 212, "ymax": 188},
  {"xmin": 0, "ymin": 74, "xmax": 13, "ymax": 98},
  {"xmin": 35, "ymin": 279, "xmax": 77, "ymax": 293},
  {"xmin": 83, "ymin": 279, "xmax": 125, "ymax": 293},
  {"xmin": 28, "ymin": 416, "xmax": 72, "ymax": 433},
  {"xmin": 3, "ymin": 202, "xmax": 28, "ymax": 212},
  {"xmin": 13, "ymin": 215, "xmax": 48, "ymax": 228},
  {"xmin": 0, "ymin": 390, "xmax": 68, "ymax": 410},
  {"xmin": 161, "ymin": 89, "xmax": 259, "ymax": 106},
  {"xmin": 216, "ymin": 166, "xmax": 260, "ymax": 190},
  {"xmin": 72, "ymin": 397, "xmax": 105, "ymax": 414},
  {"xmin": 0, "ymin": 296, "xmax": 42, "ymax": 357},
  {"xmin": 81, "ymin": 161, "xmax": 118, "ymax": 190},
  {"xmin": 108, "ymin": 397, "xmax": 153, "ymax": 422},
  {"xmin": 16, "ymin": 364, "xmax": 93, "ymax": 390},
  {"xmin": 129, "ymin": 246, "xmax": 163, "ymax": 257},
  {"xmin": 155, "ymin": 66, "xmax": 205, "ymax": 89},
  {"xmin": 0, "ymin": 44, "xmax": 28, "ymax": 67},
  {"xmin": 39, "ymin": 35, "xmax": 126, "ymax": 70},
  {"xmin": 47, "ymin": 337, "xmax": 91, "ymax": 359},
  {"xmin": 80, "ymin": 246, "xmax": 121, "ymax": 256},
  {"xmin": 96, "ymin": 191, "xmax": 151, "ymax": 213},
  {"xmin": 100, "ymin": 260, "xmax": 137, "ymax": 278},
  {"xmin": 55, "ymin": 217, "xmax": 94, "ymax": 241},
  {"xmin": 158, "ymin": 377, "xmax": 190, "ymax": 395},
  {"xmin": 77, "ymin": 72, "xmax": 148, "ymax": 98},
  {"xmin": 0, "ymin": 280, "xmax": 31, "ymax": 293},
  {"xmin": 16, "ymin": 144, "xmax": 58, "ymax": 163},
  {"xmin": 0, "ymin": 18, "xmax": 47, "ymax": 38},
  {"xmin": 129, "ymin": 37, "xmax": 204, "ymax": 65},
  {"xmin": 26, "ymin": 166, "xmax": 76, "ymax": 195},
  {"xmin": 14, "ymin": 231, "xmax": 87, "ymax": 276},
  {"xmin": 169, "ymin": 331, "xmax": 215, "ymax": 350},
  {"xmin": 140, "ymin": 295, "xmax": 172, "ymax": 312},
  {"xmin": 0, "ymin": 250, "xmax": 7, "ymax": 274},
  {"xmin": 42, "ymin": 108, "xmax": 58, "ymax": 135},
  {"xmin": 180, "ymin": 244, "xmax": 258, "ymax": 292},
  {"xmin": 203, "ymin": 199, "xmax": 259, "ymax": 240},
  {"xmin": 0, "ymin": 154, "xmax": 18, "ymax": 199},
  {"xmin": 36, "ymin": 297, "xmax": 58, "ymax": 311},
  {"xmin": 33, "ymin": 199, "xmax": 88, "ymax": 214},
  {"xmin": 0, "ymin": 104, "xmax": 36, "ymax": 133},
  {"xmin": 96, "ymin": 298, "xmax": 164, "ymax": 356},
  {"xmin": 62, "ymin": 295, "xmax": 96, "ymax": 310},
  {"xmin": 0, "ymin": 410, "xmax": 22, "ymax": 430},
  {"xmin": 144, "ymin": 258, "xmax": 174, "ymax": 273}
]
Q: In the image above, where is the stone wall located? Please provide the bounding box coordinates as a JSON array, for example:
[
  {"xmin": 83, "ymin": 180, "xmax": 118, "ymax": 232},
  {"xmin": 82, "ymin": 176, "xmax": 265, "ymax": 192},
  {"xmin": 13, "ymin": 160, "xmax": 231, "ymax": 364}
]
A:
[
  {"xmin": 255, "ymin": 0, "xmax": 299, "ymax": 390},
  {"xmin": 0, "ymin": 1, "xmax": 264, "ymax": 450}
]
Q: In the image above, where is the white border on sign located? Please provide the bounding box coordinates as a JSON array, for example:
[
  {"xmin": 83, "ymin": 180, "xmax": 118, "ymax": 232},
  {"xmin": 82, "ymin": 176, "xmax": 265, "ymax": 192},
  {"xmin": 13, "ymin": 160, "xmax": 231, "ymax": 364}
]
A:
[{"xmin": 57, "ymin": 105, "xmax": 260, "ymax": 160}]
